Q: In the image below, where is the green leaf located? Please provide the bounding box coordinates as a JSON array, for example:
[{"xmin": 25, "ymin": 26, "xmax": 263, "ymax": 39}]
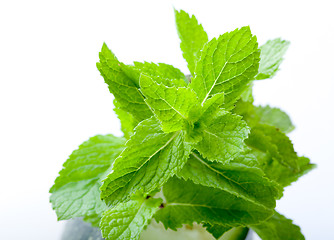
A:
[
  {"xmin": 245, "ymin": 124, "xmax": 299, "ymax": 170},
  {"xmin": 49, "ymin": 135, "xmax": 125, "ymax": 220},
  {"xmin": 123, "ymin": 61, "xmax": 188, "ymax": 87},
  {"xmin": 177, "ymin": 152, "xmax": 281, "ymax": 209},
  {"xmin": 195, "ymin": 110, "xmax": 249, "ymax": 163},
  {"xmin": 113, "ymin": 99, "xmax": 138, "ymax": 139},
  {"xmin": 262, "ymin": 156, "xmax": 316, "ymax": 188},
  {"xmin": 234, "ymin": 101, "xmax": 294, "ymax": 133},
  {"xmin": 203, "ymin": 224, "xmax": 232, "ymax": 239},
  {"xmin": 174, "ymin": 9, "xmax": 208, "ymax": 76},
  {"xmin": 100, "ymin": 117, "xmax": 192, "ymax": 207},
  {"xmin": 100, "ymin": 196, "xmax": 162, "ymax": 240},
  {"xmin": 83, "ymin": 214, "xmax": 102, "ymax": 227},
  {"xmin": 139, "ymin": 74, "xmax": 200, "ymax": 132},
  {"xmin": 190, "ymin": 26, "xmax": 260, "ymax": 108},
  {"xmin": 250, "ymin": 211, "xmax": 305, "ymax": 240},
  {"xmin": 240, "ymin": 82, "xmax": 254, "ymax": 103},
  {"xmin": 254, "ymin": 105, "xmax": 294, "ymax": 133},
  {"xmin": 97, "ymin": 43, "xmax": 152, "ymax": 122},
  {"xmin": 256, "ymin": 39, "xmax": 290, "ymax": 80},
  {"xmin": 154, "ymin": 177, "xmax": 274, "ymax": 230}
]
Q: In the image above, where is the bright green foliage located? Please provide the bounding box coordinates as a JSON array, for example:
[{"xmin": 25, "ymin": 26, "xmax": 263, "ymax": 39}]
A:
[
  {"xmin": 100, "ymin": 117, "xmax": 192, "ymax": 207},
  {"xmin": 254, "ymin": 105, "xmax": 294, "ymax": 133},
  {"xmin": 190, "ymin": 26, "xmax": 260, "ymax": 108},
  {"xmin": 100, "ymin": 195, "xmax": 162, "ymax": 240},
  {"xmin": 123, "ymin": 61, "xmax": 188, "ymax": 87},
  {"xmin": 245, "ymin": 124, "xmax": 299, "ymax": 170},
  {"xmin": 50, "ymin": 9, "xmax": 314, "ymax": 240},
  {"xmin": 177, "ymin": 152, "xmax": 282, "ymax": 209},
  {"xmin": 113, "ymin": 99, "xmax": 137, "ymax": 139},
  {"xmin": 97, "ymin": 43, "xmax": 152, "ymax": 122},
  {"xmin": 262, "ymin": 156, "xmax": 316, "ymax": 188},
  {"xmin": 50, "ymin": 135, "xmax": 125, "ymax": 220},
  {"xmin": 140, "ymin": 74, "xmax": 199, "ymax": 132},
  {"xmin": 250, "ymin": 211, "xmax": 305, "ymax": 240},
  {"xmin": 174, "ymin": 9, "xmax": 208, "ymax": 76},
  {"xmin": 256, "ymin": 39, "xmax": 290, "ymax": 80},
  {"xmin": 195, "ymin": 110, "xmax": 249, "ymax": 163},
  {"xmin": 234, "ymin": 100, "xmax": 294, "ymax": 133},
  {"xmin": 154, "ymin": 177, "xmax": 274, "ymax": 230}
]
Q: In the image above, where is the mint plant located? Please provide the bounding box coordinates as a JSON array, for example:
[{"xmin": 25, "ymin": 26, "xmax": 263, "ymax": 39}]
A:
[{"xmin": 50, "ymin": 9, "xmax": 315, "ymax": 240}]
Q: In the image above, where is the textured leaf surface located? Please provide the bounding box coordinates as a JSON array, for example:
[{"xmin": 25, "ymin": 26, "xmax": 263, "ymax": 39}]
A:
[
  {"xmin": 140, "ymin": 74, "xmax": 199, "ymax": 132},
  {"xmin": 100, "ymin": 117, "xmax": 192, "ymax": 207},
  {"xmin": 123, "ymin": 61, "xmax": 188, "ymax": 87},
  {"xmin": 234, "ymin": 101, "xmax": 294, "ymax": 133},
  {"xmin": 154, "ymin": 177, "xmax": 273, "ymax": 230},
  {"xmin": 250, "ymin": 211, "xmax": 305, "ymax": 240},
  {"xmin": 113, "ymin": 99, "xmax": 138, "ymax": 139},
  {"xmin": 100, "ymin": 197, "xmax": 162, "ymax": 240},
  {"xmin": 256, "ymin": 39, "xmax": 290, "ymax": 80},
  {"xmin": 97, "ymin": 43, "xmax": 152, "ymax": 121},
  {"xmin": 177, "ymin": 152, "xmax": 281, "ymax": 209},
  {"xmin": 196, "ymin": 111, "xmax": 249, "ymax": 163},
  {"xmin": 245, "ymin": 124, "xmax": 299, "ymax": 170},
  {"xmin": 175, "ymin": 9, "xmax": 208, "ymax": 76},
  {"xmin": 190, "ymin": 26, "xmax": 260, "ymax": 107},
  {"xmin": 261, "ymin": 155, "xmax": 316, "ymax": 188},
  {"xmin": 50, "ymin": 135, "xmax": 125, "ymax": 220}
]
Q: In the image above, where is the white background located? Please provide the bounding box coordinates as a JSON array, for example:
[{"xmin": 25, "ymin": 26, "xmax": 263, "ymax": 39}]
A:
[{"xmin": 1, "ymin": 0, "xmax": 333, "ymax": 239}]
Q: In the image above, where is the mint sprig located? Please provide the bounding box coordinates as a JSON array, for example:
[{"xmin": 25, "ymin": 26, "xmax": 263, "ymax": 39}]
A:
[{"xmin": 50, "ymin": 9, "xmax": 315, "ymax": 240}]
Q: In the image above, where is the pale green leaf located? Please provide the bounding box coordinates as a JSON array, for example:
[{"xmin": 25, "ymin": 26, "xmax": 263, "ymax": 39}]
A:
[
  {"xmin": 122, "ymin": 61, "xmax": 188, "ymax": 87},
  {"xmin": 256, "ymin": 39, "xmax": 290, "ymax": 80},
  {"xmin": 154, "ymin": 177, "xmax": 273, "ymax": 230},
  {"xmin": 139, "ymin": 74, "xmax": 200, "ymax": 132},
  {"xmin": 100, "ymin": 197, "xmax": 162, "ymax": 240},
  {"xmin": 260, "ymin": 155, "xmax": 316, "ymax": 188},
  {"xmin": 100, "ymin": 117, "xmax": 192, "ymax": 207},
  {"xmin": 177, "ymin": 152, "xmax": 281, "ymax": 209},
  {"xmin": 195, "ymin": 110, "xmax": 249, "ymax": 163},
  {"xmin": 50, "ymin": 135, "xmax": 125, "ymax": 220},
  {"xmin": 245, "ymin": 124, "xmax": 299, "ymax": 170},
  {"xmin": 174, "ymin": 9, "xmax": 208, "ymax": 76},
  {"xmin": 97, "ymin": 43, "xmax": 152, "ymax": 121},
  {"xmin": 250, "ymin": 211, "xmax": 305, "ymax": 240},
  {"xmin": 234, "ymin": 101, "xmax": 294, "ymax": 133},
  {"xmin": 190, "ymin": 26, "xmax": 260, "ymax": 108},
  {"xmin": 113, "ymin": 99, "xmax": 138, "ymax": 139}
]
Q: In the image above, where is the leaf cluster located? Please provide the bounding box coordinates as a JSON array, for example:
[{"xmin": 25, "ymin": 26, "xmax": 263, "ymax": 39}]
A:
[{"xmin": 50, "ymin": 9, "xmax": 315, "ymax": 240}]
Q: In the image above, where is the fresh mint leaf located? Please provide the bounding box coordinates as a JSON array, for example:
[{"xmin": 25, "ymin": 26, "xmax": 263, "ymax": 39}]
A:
[
  {"xmin": 254, "ymin": 105, "xmax": 295, "ymax": 133},
  {"xmin": 250, "ymin": 211, "xmax": 305, "ymax": 240},
  {"xmin": 245, "ymin": 124, "xmax": 299, "ymax": 170},
  {"xmin": 139, "ymin": 74, "xmax": 199, "ymax": 132},
  {"xmin": 154, "ymin": 177, "xmax": 274, "ymax": 230},
  {"xmin": 177, "ymin": 151, "xmax": 281, "ymax": 209},
  {"xmin": 234, "ymin": 101, "xmax": 295, "ymax": 133},
  {"xmin": 190, "ymin": 26, "xmax": 260, "ymax": 108},
  {"xmin": 97, "ymin": 43, "xmax": 152, "ymax": 122},
  {"xmin": 174, "ymin": 9, "xmax": 208, "ymax": 76},
  {"xmin": 100, "ymin": 196, "xmax": 162, "ymax": 240},
  {"xmin": 113, "ymin": 99, "xmax": 137, "ymax": 139},
  {"xmin": 262, "ymin": 155, "xmax": 316, "ymax": 188},
  {"xmin": 123, "ymin": 62, "xmax": 188, "ymax": 87},
  {"xmin": 100, "ymin": 117, "xmax": 192, "ymax": 207},
  {"xmin": 256, "ymin": 39, "xmax": 290, "ymax": 80},
  {"xmin": 50, "ymin": 135, "xmax": 125, "ymax": 220},
  {"xmin": 195, "ymin": 110, "xmax": 249, "ymax": 163}
]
